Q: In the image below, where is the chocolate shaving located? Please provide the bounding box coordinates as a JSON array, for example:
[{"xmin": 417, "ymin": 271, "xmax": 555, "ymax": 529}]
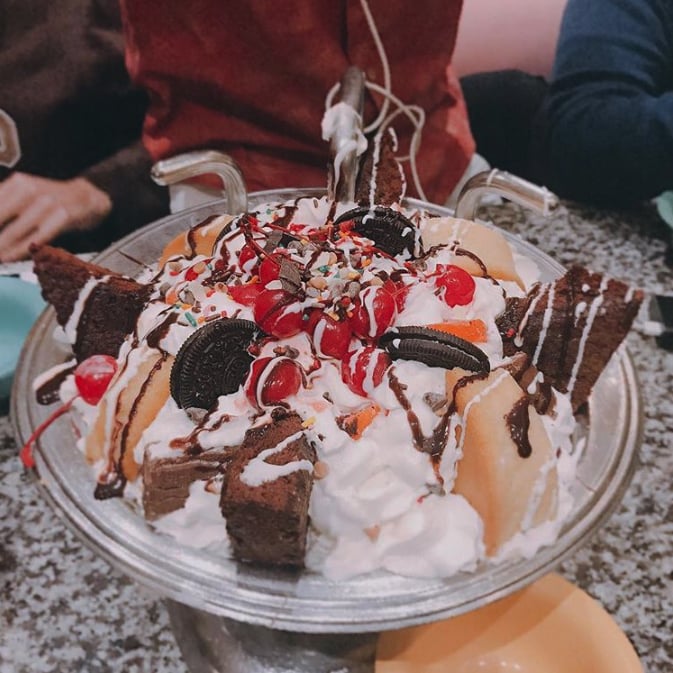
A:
[
  {"xmin": 279, "ymin": 258, "xmax": 303, "ymax": 295},
  {"xmin": 335, "ymin": 414, "xmax": 359, "ymax": 438},
  {"xmin": 94, "ymin": 471, "xmax": 127, "ymax": 500},
  {"xmin": 263, "ymin": 230, "xmax": 284, "ymax": 252},
  {"xmin": 423, "ymin": 392, "xmax": 449, "ymax": 415}
]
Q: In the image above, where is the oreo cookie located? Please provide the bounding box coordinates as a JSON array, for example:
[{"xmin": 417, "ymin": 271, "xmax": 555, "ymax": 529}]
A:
[
  {"xmin": 171, "ymin": 318, "xmax": 263, "ymax": 410},
  {"xmin": 379, "ymin": 326, "xmax": 490, "ymax": 374},
  {"xmin": 333, "ymin": 206, "xmax": 417, "ymax": 257}
]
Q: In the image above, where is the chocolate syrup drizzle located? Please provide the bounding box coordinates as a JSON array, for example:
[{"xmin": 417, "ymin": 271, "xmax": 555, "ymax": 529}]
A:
[
  {"xmin": 186, "ymin": 214, "xmax": 221, "ymax": 257},
  {"xmin": 451, "ymin": 368, "xmax": 537, "ymax": 460},
  {"xmin": 95, "ymin": 351, "xmax": 172, "ymax": 500},
  {"xmin": 387, "ymin": 368, "xmax": 452, "ymax": 480},
  {"xmin": 86, "ymin": 197, "xmax": 547, "ymax": 509},
  {"xmin": 93, "ymin": 303, "xmax": 181, "ymax": 499},
  {"xmin": 169, "ymin": 411, "xmax": 231, "ymax": 456},
  {"xmin": 35, "ymin": 364, "xmax": 75, "ymax": 405},
  {"xmin": 505, "ymin": 396, "xmax": 533, "ymax": 458},
  {"xmin": 453, "ymin": 246, "xmax": 505, "ymax": 296},
  {"xmin": 145, "ymin": 312, "xmax": 179, "ymax": 349},
  {"xmin": 94, "ymin": 472, "xmax": 127, "ymax": 500}
]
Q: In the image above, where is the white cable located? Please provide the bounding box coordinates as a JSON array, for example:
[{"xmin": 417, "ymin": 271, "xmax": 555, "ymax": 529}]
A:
[
  {"xmin": 365, "ymin": 81, "xmax": 428, "ymax": 201},
  {"xmin": 323, "ymin": 0, "xmax": 428, "ymax": 200},
  {"xmin": 325, "ymin": 82, "xmax": 341, "ymax": 110},
  {"xmin": 358, "ymin": 0, "xmax": 392, "ymax": 132}
]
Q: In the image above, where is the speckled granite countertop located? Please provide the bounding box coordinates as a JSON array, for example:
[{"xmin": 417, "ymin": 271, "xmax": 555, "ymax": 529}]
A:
[{"xmin": 1, "ymin": 200, "xmax": 671, "ymax": 673}]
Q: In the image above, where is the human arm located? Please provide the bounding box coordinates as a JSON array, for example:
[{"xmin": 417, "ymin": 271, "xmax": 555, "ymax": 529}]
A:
[
  {"xmin": 540, "ymin": 0, "xmax": 673, "ymax": 206},
  {"xmin": 0, "ymin": 141, "xmax": 168, "ymax": 262},
  {"xmin": 75, "ymin": 140, "xmax": 169, "ymax": 251},
  {"xmin": 0, "ymin": 174, "xmax": 111, "ymax": 262}
]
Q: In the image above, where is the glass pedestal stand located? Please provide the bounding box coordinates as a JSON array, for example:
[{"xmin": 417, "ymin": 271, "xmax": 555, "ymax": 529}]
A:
[{"xmin": 167, "ymin": 601, "xmax": 379, "ymax": 673}]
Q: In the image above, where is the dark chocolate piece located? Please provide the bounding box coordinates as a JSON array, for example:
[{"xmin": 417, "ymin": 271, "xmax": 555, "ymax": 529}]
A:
[
  {"xmin": 220, "ymin": 412, "xmax": 316, "ymax": 568},
  {"xmin": 142, "ymin": 448, "xmax": 233, "ymax": 520},
  {"xmin": 94, "ymin": 471, "xmax": 126, "ymax": 500},
  {"xmin": 355, "ymin": 127, "xmax": 405, "ymax": 207},
  {"xmin": 380, "ymin": 326, "xmax": 490, "ymax": 373},
  {"xmin": 497, "ymin": 266, "xmax": 643, "ymax": 410},
  {"xmin": 170, "ymin": 318, "xmax": 263, "ymax": 410},
  {"xmin": 31, "ymin": 244, "xmax": 151, "ymax": 361}
]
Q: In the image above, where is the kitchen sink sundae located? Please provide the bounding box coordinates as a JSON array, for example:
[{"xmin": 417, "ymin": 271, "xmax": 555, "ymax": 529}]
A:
[{"xmin": 26, "ymin": 133, "xmax": 643, "ymax": 580}]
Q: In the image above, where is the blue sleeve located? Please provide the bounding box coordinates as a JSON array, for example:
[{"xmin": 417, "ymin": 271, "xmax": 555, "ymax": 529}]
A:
[{"xmin": 542, "ymin": 0, "xmax": 673, "ymax": 205}]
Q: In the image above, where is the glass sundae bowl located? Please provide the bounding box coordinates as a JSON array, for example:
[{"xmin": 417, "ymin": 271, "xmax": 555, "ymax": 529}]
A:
[
  {"xmin": 8, "ymin": 62, "xmax": 642, "ymax": 673},
  {"xmin": 11, "ymin": 163, "xmax": 642, "ymax": 671}
]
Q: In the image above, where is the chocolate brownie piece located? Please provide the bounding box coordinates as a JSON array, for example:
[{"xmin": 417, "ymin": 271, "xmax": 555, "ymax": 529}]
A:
[
  {"xmin": 142, "ymin": 448, "xmax": 234, "ymax": 520},
  {"xmin": 31, "ymin": 244, "xmax": 151, "ymax": 361},
  {"xmin": 497, "ymin": 266, "xmax": 643, "ymax": 410},
  {"xmin": 355, "ymin": 127, "xmax": 405, "ymax": 207},
  {"xmin": 220, "ymin": 412, "xmax": 317, "ymax": 568}
]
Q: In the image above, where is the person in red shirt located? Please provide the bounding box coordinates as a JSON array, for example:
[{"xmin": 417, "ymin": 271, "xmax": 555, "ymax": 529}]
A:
[{"xmin": 120, "ymin": 0, "xmax": 475, "ymax": 207}]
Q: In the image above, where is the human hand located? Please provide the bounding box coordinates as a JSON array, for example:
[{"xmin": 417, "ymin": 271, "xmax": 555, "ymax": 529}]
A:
[{"xmin": 0, "ymin": 173, "xmax": 112, "ymax": 262}]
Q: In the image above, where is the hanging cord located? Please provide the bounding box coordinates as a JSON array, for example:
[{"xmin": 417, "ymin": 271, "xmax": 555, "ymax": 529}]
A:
[
  {"xmin": 324, "ymin": 0, "xmax": 428, "ymax": 201},
  {"xmin": 366, "ymin": 82, "xmax": 427, "ymax": 202},
  {"xmin": 357, "ymin": 0, "xmax": 391, "ymax": 133}
]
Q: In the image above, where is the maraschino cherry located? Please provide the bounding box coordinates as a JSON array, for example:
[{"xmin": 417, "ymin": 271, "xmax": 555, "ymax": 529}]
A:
[
  {"xmin": 341, "ymin": 346, "xmax": 390, "ymax": 397},
  {"xmin": 382, "ymin": 278, "xmax": 410, "ymax": 312},
  {"xmin": 258, "ymin": 251, "xmax": 290, "ymax": 285},
  {"xmin": 304, "ymin": 309, "xmax": 352, "ymax": 359},
  {"xmin": 228, "ymin": 282, "xmax": 263, "ymax": 307},
  {"xmin": 433, "ymin": 264, "xmax": 476, "ymax": 307},
  {"xmin": 245, "ymin": 356, "xmax": 303, "ymax": 407},
  {"xmin": 73, "ymin": 354, "xmax": 118, "ymax": 405},
  {"xmin": 349, "ymin": 286, "xmax": 397, "ymax": 340},
  {"xmin": 20, "ymin": 354, "xmax": 118, "ymax": 469},
  {"xmin": 253, "ymin": 288, "xmax": 304, "ymax": 338},
  {"xmin": 237, "ymin": 242, "xmax": 260, "ymax": 274}
]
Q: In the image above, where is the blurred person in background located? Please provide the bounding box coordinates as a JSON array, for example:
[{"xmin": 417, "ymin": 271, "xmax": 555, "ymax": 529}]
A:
[
  {"xmin": 0, "ymin": 0, "xmax": 168, "ymax": 263},
  {"xmin": 119, "ymin": 0, "xmax": 475, "ymax": 211},
  {"xmin": 453, "ymin": 0, "xmax": 566, "ymax": 183},
  {"xmin": 535, "ymin": 0, "xmax": 673, "ymax": 206}
]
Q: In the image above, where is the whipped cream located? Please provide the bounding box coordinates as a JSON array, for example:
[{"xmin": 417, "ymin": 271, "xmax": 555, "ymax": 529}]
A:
[{"xmin": 62, "ymin": 195, "xmax": 581, "ymax": 580}]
